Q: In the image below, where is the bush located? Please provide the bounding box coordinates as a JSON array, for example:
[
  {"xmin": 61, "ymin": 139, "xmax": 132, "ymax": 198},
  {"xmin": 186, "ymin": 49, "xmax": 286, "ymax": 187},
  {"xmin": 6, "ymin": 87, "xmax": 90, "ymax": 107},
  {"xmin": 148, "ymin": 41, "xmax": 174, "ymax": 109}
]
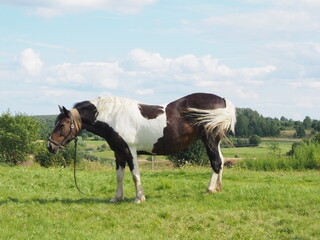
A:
[
  {"xmin": 35, "ymin": 139, "xmax": 86, "ymax": 168},
  {"xmin": 168, "ymin": 140, "xmax": 208, "ymax": 167},
  {"xmin": 249, "ymin": 134, "xmax": 261, "ymax": 146},
  {"xmin": 0, "ymin": 111, "xmax": 40, "ymax": 165},
  {"xmin": 290, "ymin": 142, "xmax": 320, "ymax": 170},
  {"xmin": 35, "ymin": 143, "xmax": 67, "ymax": 168},
  {"xmin": 241, "ymin": 134, "xmax": 320, "ymax": 171},
  {"xmin": 235, "ymin": 138, "xmax": 249, "ymax": 147}
]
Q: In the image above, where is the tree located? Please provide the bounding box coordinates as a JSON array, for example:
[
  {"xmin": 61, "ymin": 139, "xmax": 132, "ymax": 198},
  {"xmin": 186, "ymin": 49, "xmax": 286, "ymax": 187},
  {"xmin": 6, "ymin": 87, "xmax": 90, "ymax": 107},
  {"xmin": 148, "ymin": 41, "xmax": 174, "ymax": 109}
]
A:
[
  {"xmin": 303, "ymin": 116, "xmax": 312, "ymax": 129},
  {"xmin": 235, "ymin": 113, "xmax": 249, "ymax": 137},
  {"xmin": 295, "ymin": 125, "xmax": 306, "ymax": 138},
  {"xmin": 0, "ymin": 111, "xmax": 40, "ymax": 165},
  {"xmin": 311, "ymin": 120, "xmax": 320, "ymax": 131},
  {"xmin": 235, "ymin": 108, "xmax": 280, "ymax": 137},
  {"xmin": 33, "ymin": 115, "xmax": 56, "ymax": 140}
]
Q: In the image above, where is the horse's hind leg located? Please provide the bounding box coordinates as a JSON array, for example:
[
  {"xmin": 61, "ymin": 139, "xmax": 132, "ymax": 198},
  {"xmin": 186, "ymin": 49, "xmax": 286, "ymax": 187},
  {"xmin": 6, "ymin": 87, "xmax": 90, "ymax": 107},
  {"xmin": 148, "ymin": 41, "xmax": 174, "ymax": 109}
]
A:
[{"xmin": 202, "ymin": 136, "xmax": 224, "ymax": 193}]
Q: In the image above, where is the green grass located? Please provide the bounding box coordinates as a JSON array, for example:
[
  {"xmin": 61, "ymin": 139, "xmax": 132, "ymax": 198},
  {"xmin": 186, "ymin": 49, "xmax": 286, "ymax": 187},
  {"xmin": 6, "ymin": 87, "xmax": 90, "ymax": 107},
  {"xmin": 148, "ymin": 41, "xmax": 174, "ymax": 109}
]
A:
[
  {"xmin": 222, "ymin": 139, "xmax": 297, "ymax": 159},
  {"xmin": 84, "ymin": 138, "xmax": 298, "ymax": 163},
  {"xmin": 1, "ymin": 165, "xmax": 319, "ymax": 239}
]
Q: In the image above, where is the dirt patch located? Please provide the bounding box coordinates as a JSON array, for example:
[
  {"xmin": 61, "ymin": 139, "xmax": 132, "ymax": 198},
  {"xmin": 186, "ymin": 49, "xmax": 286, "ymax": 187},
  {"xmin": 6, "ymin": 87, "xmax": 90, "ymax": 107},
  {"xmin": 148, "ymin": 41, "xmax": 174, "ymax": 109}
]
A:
[
  {"xmin": 224, "ymin": 158, "xmax": 243, "ymax": 167},
  {"xmin": 17, "ymin": 160, "xmax": 34, "ymax": 166}
]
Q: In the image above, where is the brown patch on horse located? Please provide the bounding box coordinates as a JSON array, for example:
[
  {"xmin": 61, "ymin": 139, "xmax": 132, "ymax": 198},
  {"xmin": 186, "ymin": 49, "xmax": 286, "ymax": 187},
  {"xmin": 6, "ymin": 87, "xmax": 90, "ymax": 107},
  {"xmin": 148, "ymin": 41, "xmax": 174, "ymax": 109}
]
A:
[
  {"xmin": 138, "ymin": 104, "xmax": 164, "ymax": 120},
  {"xmin": 152, "ymin": 93, "xmax": 226, "ymax": 155}
]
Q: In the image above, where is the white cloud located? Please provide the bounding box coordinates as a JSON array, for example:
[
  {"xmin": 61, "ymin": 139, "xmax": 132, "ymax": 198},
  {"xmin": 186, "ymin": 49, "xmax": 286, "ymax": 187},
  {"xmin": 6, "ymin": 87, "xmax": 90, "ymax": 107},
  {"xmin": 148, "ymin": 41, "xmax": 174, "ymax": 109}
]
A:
[
  {"xmin": 1, "ymin": 0, "xmax": 158, "ymax": 17},
  {"xmin": 1, "ymin": 47, "xmax": 318, "ymax": 119},
  {"xmin": 204, "ymin": 9, "xmax": 320, "ymax": 34},
  {"xmin": 289, "ymin": 79, "xmax": 320, "ymax": 89},
  {"xmin": 47, "ymin": 61, "xmax": 122, "ymax": 88},
  {"xmin": 256, "ymin": 42, "xmax": 320, "ymax": 79},
  {"xmin": 124, "ymin": 48, "xmax": 275, "ymax": 83},
  {"xmin": 18, "ymin": 48, "xmax": 43, "ymax": 76},
  {"xmin": 135, "ymin": 89, "xmax": 154, "ymax": 95},
  {"xmin": 12, "ymin": 48, "xmax": 276, "ymax": 102}
]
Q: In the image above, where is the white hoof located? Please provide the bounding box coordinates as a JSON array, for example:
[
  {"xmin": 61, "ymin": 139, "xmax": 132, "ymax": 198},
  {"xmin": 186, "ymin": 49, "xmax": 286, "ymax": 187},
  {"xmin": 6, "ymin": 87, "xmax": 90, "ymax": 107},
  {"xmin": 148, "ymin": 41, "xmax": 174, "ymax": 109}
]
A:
[
  {"xmin": 134, "ymin": 195, "xmax": 146, "ymax": 204},
  {"xmin": 207, "ymin": 188, "xmax": 217, "ymax": 194},
  {"xmin": 110, "ymin": 196, "xmax": 124, "ymax": 203}
]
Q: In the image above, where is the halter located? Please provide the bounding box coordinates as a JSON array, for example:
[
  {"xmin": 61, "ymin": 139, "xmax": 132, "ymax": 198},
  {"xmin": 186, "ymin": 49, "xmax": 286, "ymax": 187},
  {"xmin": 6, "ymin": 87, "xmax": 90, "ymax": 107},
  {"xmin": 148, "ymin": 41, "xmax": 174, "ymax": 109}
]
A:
[{"xmin": 48, "ymin": 109, "xmax": 82, "ymax": 148}]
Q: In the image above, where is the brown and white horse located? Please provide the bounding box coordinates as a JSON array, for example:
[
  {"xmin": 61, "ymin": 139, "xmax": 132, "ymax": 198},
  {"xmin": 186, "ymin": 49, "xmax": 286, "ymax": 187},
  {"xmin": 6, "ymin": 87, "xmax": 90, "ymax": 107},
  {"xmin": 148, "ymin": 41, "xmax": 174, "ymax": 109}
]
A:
[{"xmin": 47, "ymin": 93, "xmax": 236, "ymax": 203}]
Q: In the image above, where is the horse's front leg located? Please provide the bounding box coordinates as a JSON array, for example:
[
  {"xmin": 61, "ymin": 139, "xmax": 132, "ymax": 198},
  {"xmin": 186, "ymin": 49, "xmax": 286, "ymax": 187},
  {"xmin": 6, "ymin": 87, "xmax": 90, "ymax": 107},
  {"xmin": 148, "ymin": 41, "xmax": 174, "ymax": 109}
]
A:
[
  {"xmin": 110, "ymin": 166, "xmax": 125, "ymax": 203},
  {"xmin": 129, "ymin": 147, "xmax": 146, "ymax": 204}
]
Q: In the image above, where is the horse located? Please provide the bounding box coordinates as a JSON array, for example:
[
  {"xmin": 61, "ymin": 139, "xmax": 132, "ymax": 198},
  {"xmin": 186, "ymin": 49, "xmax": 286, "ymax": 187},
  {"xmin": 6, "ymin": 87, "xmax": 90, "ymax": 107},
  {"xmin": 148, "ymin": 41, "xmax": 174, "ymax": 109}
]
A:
[{"xmin": 47, "ymin": 93, "xmax": 236, "ymax": 203}]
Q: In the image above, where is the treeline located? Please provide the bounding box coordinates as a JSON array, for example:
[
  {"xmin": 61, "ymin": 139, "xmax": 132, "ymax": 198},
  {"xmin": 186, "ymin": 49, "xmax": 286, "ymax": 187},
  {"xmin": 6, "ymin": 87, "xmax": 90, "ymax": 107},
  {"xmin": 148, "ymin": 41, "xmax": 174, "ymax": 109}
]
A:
[
  {"xmin": 1, "ymin": 108, "xmax": 319, "ymax": 167},
  {"xmin": 235, "ymin": 108, "xmax": 320, "ymax": 138}
]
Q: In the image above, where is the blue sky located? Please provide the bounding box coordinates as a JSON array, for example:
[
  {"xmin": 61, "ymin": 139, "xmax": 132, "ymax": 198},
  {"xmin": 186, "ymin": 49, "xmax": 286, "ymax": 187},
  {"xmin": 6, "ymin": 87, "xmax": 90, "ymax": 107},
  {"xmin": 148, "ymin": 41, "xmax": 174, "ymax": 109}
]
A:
[{"xmin": 1, "ymin": 0, "xmax": 320, "ymax": 120}]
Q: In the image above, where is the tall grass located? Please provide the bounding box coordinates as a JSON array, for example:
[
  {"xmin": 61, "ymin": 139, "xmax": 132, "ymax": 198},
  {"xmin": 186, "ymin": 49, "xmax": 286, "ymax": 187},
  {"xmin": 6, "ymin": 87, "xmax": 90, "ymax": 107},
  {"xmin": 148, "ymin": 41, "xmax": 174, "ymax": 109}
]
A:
[
  {"xmin": 240, "ymin": 142, "xmax": 320, "ymax": 171},
  {"xmin": 291, "ymin": 143, "xmax": 320, "ymax": 170}
]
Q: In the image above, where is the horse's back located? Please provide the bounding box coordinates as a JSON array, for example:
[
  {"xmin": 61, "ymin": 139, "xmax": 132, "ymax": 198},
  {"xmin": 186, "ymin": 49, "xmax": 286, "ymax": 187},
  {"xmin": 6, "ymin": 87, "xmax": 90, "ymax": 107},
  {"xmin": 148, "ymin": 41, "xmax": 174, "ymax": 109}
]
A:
[{"xmin": 172, "ymin": 93, "xmax": 226, "ymax": 110}]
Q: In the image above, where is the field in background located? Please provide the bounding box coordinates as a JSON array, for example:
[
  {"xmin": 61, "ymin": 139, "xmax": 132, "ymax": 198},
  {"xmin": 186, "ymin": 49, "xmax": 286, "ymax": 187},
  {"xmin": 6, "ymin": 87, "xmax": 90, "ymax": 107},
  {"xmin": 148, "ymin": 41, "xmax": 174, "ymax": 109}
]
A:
[
  {"xmin": 0, "ymin": 166, "xmax": 319, "ymax": 239},
  {"xmin": 84, "ymin": 138, "xmax": 301, "ymax": 168},
  {"xmin": 222, "ymin": 138, "xmax": 298, "ymax": 159}
]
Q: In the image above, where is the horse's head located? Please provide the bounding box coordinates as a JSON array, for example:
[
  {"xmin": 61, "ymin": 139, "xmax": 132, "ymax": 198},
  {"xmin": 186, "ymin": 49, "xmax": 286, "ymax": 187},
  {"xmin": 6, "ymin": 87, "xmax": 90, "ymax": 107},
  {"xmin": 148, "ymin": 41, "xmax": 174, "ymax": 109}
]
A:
[{"xmin": 47, "ymin": 106, "xmax": 82, "ymax": 154}]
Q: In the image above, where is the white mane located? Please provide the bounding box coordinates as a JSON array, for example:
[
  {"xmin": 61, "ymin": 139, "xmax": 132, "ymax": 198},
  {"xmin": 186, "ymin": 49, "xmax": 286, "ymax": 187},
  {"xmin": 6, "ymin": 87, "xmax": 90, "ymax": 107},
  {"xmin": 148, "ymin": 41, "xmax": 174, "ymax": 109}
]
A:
[{"xmin": 90, "ymin": 96, "xmax": 139, "ymax": 121}]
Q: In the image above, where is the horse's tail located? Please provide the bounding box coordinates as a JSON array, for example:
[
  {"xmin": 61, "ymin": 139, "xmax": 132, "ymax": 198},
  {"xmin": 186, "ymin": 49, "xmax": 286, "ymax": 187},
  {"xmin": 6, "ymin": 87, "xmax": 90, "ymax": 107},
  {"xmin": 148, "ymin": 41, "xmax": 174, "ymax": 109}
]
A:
[{"xmin": 184, "ymin": 99, "xmax": 236, "ymax": 139}]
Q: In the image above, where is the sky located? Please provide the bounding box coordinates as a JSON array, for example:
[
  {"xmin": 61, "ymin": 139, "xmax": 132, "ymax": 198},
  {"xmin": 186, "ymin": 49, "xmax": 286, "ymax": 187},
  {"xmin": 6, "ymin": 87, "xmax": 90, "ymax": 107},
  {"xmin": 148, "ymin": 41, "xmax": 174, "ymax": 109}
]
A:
[{"xmin": 0, "ymin": 0, "xmax": 320, "ymax": 120}]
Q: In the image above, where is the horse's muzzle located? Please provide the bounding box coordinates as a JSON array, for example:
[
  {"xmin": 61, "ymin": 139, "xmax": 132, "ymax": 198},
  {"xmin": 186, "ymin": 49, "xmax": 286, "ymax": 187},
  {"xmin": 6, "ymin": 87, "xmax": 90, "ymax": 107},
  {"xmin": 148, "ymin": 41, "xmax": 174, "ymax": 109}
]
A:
[{"xmin": 47, "ymin": 141, "xmax": 60, "ymax": 154}]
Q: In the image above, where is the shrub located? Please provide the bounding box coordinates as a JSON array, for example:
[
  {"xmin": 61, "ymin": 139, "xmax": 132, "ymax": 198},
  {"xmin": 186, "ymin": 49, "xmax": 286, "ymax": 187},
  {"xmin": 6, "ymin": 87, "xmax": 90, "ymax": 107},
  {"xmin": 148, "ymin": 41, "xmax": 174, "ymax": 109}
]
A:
[
  {"xmin": 249, "ymin": 134, "xmax": 261, "ymax": 146},
  {"xmin": 168, "ymin": 140, "xmax": 208, "ymax": 167},
  {"xmin": 267, "ymin": 140, "xmax": 281, "ymax": 158},
  {"xmin": 290, "ymin": 142, "xmax": 320, "ymax": 170},
  {"xmin": 235, "ymin": 138, "xmax": 249, "ymax": 147},
  {"xmin": 0, "ymin": 111, "xmax": 40, "ymax": 165},
  {"xmin": 241, "ymin": 135, "xmax": 320, "ymax": 171},
  {"xmin": 35, "ymin": 139, "xmax": 86, "ymax": 168},
  {"xmin": 35, "ymin": 143, "xmax": 67, "ymax": 168}
]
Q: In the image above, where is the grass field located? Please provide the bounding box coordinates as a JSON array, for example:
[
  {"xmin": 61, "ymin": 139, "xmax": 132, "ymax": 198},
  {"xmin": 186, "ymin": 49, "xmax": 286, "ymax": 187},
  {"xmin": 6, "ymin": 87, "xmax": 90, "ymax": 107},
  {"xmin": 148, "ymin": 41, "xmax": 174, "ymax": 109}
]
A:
[
  {"xmin": 1, "ymin": 165, "xmax": 319, "ymax": 239},
  {"xmin": 222, "ymin": 138, "xmax": 298, "ymax": 159},
  {"xmin": 84, "ymin": 138, "xmax": 299, "ymax": 164}
]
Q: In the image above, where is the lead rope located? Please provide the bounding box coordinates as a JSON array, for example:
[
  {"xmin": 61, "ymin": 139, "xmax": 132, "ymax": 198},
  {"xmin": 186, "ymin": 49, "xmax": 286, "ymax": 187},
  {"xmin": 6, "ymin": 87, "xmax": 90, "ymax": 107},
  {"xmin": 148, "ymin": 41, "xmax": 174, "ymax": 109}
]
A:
[{"xmin": 73, "ymin": 137, "xmax": 85, "ymax": 195}]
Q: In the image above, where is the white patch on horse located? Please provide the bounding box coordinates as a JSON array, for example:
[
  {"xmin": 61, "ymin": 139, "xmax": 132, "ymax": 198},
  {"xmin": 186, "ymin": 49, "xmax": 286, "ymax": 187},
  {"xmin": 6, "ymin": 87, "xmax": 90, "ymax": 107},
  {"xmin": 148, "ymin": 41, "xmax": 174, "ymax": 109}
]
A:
[
  {"xmin": 207, "ymin": 142, "xmax": 224, "ymax": 193},
  {"xmin": 90, "ymin": 96, "xmax": 167, "ymax": 152}
]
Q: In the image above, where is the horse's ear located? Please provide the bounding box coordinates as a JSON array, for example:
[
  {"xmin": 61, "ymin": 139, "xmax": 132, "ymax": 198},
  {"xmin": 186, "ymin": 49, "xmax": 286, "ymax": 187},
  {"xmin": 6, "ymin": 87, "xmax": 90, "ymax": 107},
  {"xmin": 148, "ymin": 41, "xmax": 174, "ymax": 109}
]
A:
[
  {"xmin": 58, "ymin": 105, "xmax": 69, "ymax": 115},
  {"xmin": 62, "ymin": 106, "xmax": 69, "ymax": 115}
]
